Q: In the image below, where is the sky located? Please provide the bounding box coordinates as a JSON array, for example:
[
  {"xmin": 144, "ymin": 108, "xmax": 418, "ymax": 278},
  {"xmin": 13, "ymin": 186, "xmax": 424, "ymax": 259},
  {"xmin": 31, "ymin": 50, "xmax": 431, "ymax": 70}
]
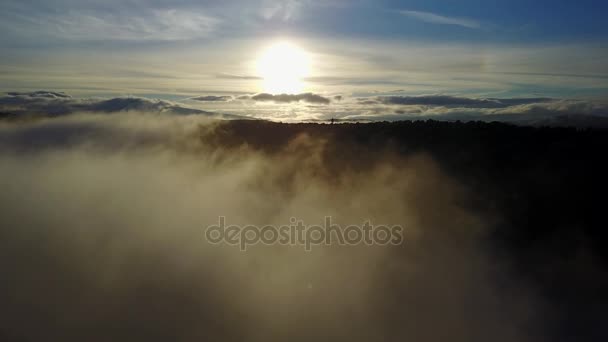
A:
[
  {"xmin": 1, "ymin": 0, "xmax": 607, "ymax": 122},
  {"xmin": 3, "ymin": 2, "xmax": 608, "ymax": 340}
]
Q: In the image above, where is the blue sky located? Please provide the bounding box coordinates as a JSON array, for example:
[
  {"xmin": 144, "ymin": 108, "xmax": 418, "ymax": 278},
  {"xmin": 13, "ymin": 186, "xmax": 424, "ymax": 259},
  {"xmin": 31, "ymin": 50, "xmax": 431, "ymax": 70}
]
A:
[{"xmin": 0, "ymin": 0, "xmax": 607, "ymax": 100}]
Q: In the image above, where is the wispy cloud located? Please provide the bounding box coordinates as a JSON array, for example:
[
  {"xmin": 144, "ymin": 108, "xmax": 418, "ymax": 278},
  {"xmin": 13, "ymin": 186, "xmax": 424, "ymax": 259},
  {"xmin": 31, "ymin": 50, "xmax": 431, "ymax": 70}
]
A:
[
  {"xmin": 216, "ymin": 73, "xmax": 262, "ymax": 80},
  {"xmin": 11, "ymin": 9, "xmax": 220, "ymax": 41},
  {"xmin": 260, "ymin": 0, "xmax": 305, "ymax": 21},
  {"xmin": 399, "ymin": 10, "xmax": 480, "ymax": 29}
]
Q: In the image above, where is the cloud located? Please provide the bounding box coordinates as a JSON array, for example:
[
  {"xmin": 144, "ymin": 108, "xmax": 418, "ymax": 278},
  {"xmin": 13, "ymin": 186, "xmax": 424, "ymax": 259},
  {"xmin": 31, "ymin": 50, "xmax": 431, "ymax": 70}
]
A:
[
  {"xmin": 0, "ymin": 91, "xmax": 241, "ymax": 119},
  {"xmin": 190, "ymin": 95, "xmax": 233, "ymax": 102},
  {"xmin": 7, "ymin": 91, "xmax": 71, "ymax": 99},
  {"xmin": 376, "ymin": 95, "xmax": 553, "ymax": 108},
  {"xmin": 250, "ymin": 93, "xmax": 331, "ymax": 104},
  {"xmin": 3, "ymin": 91, "xmax": 606, "ymax": 128},
  {"xmin": 522, "ymin": 114, "xmax": 608, "ymax": 129},
  {"xmin": 260, "ymin": 0, "xmax": 305, "ymax": 21},
  {"xmin": 216, "ymin": 73, "xmax": 263, "ymax": 80},
  {"xmin": 491, "ymin": 99, "xmax": 608, "ymax": 120},
  {"xmin": 12, "ymin": 9, "xmax": 220, "ymax": 41},
  {"xmin": 400, "ymin": 10, "xmax": 481, "ymax": 29},
  {"xmin": 346, "ymin": 97, "xmax": 608, "ymax": 126}
]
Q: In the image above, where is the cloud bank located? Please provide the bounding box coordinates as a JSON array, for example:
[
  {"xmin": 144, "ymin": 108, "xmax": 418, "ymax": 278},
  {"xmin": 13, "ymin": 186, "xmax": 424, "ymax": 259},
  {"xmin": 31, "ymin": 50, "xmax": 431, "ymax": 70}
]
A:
[
  {"xmin": 0, "ymin": 92, "xmax": 240, "ymax": 119},
  {"xmin": 375, "ymin": 95, "xmax": 553, "ymax": 108},
  {"xmin": 190, "ymin": 95, "xmax": 233, "ymax": 102},
  {"xmin": 2, "ymin": 91, "xmax": 607, "ymax": 127},
  {"xmin": 248, "ymin": 93, "xmax": 332, "ymax": 104},
  {"xmin": 7, "ymin": 91, "xmax": 71, "ymax": 99},
  {"xmin": 343, "ymin": 95, "xmax": 608, "ymax": 125}
]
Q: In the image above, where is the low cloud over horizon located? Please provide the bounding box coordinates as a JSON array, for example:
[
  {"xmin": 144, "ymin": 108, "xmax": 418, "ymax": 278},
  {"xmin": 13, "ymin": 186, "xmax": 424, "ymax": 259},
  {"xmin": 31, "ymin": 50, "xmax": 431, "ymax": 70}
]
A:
[
  {"xmin": 246, "ymin": 92, "xmax": 332, "ymax": 105},
  {"xmin": 2, "ymin": 90, "xmax": 607, "ymax": 127}
]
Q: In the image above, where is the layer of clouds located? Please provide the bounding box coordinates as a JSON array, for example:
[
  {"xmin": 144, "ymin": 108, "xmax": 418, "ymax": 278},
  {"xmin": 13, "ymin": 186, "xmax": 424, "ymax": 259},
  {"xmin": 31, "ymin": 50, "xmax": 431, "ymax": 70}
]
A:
[
  {"xmin": 247, "ymin": 93, "xmax": 332, "ymax": 104},
  {"xmin": 374, "ymin": 95, "xmax": 553, "ymax": 108},
  {"xmin": 0, "ymin": 91, "xmax": 241, "ymax": 119},
  {"xmin": 190, "ymin": 91, "xmax": 607, "ymax": 126},
  {"xmin": 189, "ymin": 95, "xmax": 233, "ymax": 102},
  {"xmin": 3, "ymin": 91, "xmax": 607, "ymax": 127},
  {"xmin": 343, "ymin": 97, "xmax": 608, "ymax": 125},
  {"xmin": 7, "ymin": 91, "xmax": 71, "ymax": 99},
  {"xmin": 0, "ymin": 112, "xmax": 541, "ymax": 341}
]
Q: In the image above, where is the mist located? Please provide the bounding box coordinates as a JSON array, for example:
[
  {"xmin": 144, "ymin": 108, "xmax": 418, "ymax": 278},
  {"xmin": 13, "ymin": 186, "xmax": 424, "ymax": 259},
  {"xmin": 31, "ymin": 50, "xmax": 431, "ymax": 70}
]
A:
[{"xmin": 0, "ymin": 112, "xmax": 548, "ymax": 341}]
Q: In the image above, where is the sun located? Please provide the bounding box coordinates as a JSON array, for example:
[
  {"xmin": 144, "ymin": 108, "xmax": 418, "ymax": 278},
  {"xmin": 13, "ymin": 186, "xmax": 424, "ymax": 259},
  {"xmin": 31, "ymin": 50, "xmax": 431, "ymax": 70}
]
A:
[{"xmin": 256, "ymin": 41, "xmax": 311, "ymax": 94}]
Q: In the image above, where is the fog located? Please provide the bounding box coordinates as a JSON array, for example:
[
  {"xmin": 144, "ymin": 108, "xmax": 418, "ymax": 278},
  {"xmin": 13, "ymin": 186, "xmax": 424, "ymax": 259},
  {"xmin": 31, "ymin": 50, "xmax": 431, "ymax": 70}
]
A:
[{"xmin": 0, "ymin": 113, "xmax": 541, "ymax": 341}]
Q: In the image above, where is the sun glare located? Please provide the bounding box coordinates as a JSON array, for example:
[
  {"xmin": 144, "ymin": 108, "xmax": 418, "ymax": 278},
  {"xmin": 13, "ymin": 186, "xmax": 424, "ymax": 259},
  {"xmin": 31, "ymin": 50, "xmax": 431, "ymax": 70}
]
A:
[{"xmin": 256, "ymin": 41, "xmax": 311, "ymax": 94}]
